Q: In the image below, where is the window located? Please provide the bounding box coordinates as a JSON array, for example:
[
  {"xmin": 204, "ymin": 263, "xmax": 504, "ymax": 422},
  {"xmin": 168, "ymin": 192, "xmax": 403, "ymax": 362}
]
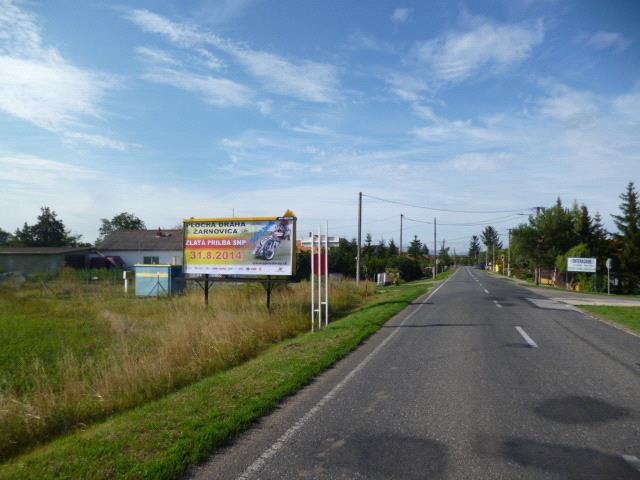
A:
[{"xmin": 143, "ymin": 256, "xmax": 159, "ymax": 264}]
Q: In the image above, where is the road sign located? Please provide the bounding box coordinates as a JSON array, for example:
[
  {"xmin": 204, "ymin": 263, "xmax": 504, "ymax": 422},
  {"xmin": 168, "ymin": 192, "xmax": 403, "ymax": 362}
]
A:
[
  {"xmin": 567, "ymin": 257, "xmax": 596, "ymax": 273},
  {"xmin": 606, "ymin": 258, "xmax": 612, "ymax": 270}
]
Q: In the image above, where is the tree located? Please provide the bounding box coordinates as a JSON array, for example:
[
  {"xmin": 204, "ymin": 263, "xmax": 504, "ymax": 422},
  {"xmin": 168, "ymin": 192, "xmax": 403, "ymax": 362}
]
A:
[
  {"xmin": 0, "ymin": 227, "xmax": 12, "ymax": 246},
  {"xmin": 97, "ymin": 212, "xmax": 146, "ymax": 244},
  {"xmin": 612, "ymin": 182, "xmax": 640, "ymax": 292},
  {"xmin": 374, "ymin": 239, "xmax": 387, "ymax": 258},
  {"xmin": 468, "ymin": 235, "xmax": 481, "ymax": 263},
  {"xmin": 420, "ymin": 244, "xmax": 430, "ymax": 256},
  {"xmin": 407, "ymin": 235, "xmax": 422, "ymax": 258},
  {"xmin": 387, "ymin": 238, "xmax": 399, "ymax": 256},
  {"xmin": 13, "ymin": 207, "xmax": 80, "ymax": 247},
  {"xmin": 480, "ymin": 226, "xmax": 502, "ymax": 251},
  {"xmin": 438, "ymin": 239, "xmax": 452, "ymax": 267}
]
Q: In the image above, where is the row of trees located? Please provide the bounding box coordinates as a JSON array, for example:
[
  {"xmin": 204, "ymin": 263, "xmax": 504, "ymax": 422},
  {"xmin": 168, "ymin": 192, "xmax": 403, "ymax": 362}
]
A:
[
  {"xmin": 0, "ymin": 210, "xmax": 147, "ymax": 247},
  {"xmin": 466, "ymin": 182, "xmax": 640, "ymax": 293},
  {"xmin": 296, "ymin": 233, "xmax": 455, "ymax": 282}
]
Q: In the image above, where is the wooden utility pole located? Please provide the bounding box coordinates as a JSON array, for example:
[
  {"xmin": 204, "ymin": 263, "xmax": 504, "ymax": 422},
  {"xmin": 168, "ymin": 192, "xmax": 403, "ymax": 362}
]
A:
[
  {"xmin": 356, "ymin": 192, "xmax": 362, "ymax": 285},
  {"xmin": 433, "ymin": 217, "xmax": 437, "ymax": 279},
  {"xmin": 399, "ymin": 214, "xmax": 404, "ymax": 254}
]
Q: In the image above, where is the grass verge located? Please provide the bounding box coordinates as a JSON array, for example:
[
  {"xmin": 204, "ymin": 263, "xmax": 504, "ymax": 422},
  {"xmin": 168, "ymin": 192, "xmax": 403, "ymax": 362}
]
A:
[
  {"xmin": 0, "ymin": 272, "xmax": 452, "ymax": 479},
  {"xmin": 581, "ymin": 306, "xmax": 640, "ymax": 334}
]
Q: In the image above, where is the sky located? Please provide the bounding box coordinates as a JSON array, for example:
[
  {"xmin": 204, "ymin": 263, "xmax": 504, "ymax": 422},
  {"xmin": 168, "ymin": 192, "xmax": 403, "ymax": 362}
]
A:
[{"xmin": 1, "ymin": 0, "xmax": 639, "ymax": 252}]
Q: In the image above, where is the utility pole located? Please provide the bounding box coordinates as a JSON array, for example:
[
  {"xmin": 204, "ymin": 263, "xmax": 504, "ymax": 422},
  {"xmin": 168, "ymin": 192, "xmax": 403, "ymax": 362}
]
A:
[
  {"xmin": 492, "ymin": 241, "xmax": 495, "ymax": 273},
  {"xmin": 508, "ymin": 229, "xmax": 512, "ymax": 277},
  {"xmin": 534, "ymin": 206, "xmax": 543, "ymax": 285},
  {"xmin": 433, "ymin": 217, "xmax": 437, "ymax": 279},
  {"xmin": 356, "ymin": 192, "xmax": 362, "ymax": 285},
  {"xmin": 399, "ymin": 214, "xmax": 403, "ymax": 254}
]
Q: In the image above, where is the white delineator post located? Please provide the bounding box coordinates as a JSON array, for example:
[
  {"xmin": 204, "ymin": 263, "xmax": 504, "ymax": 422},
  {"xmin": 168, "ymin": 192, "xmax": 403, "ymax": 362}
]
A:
[
  {"xmin": 324, "ymin": 221, "xmax": 329, "ymax": 326},
  {"xmin": 317, "ymin": 226, "xmax": 322, "ymax": 330},
  {"xmin": 310, "ymin": 231, "xmax": 315, "ymax": 332}
]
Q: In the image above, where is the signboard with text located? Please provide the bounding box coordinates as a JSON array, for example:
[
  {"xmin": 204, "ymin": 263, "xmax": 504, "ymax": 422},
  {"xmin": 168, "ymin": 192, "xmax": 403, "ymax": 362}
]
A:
[
  {"xmin": 183, "ymin": 216, "xmax": 296, "ymax": 276},
  {"xmin": 567, "ymin": 257, "xmax": 596, "ymax": 273}
]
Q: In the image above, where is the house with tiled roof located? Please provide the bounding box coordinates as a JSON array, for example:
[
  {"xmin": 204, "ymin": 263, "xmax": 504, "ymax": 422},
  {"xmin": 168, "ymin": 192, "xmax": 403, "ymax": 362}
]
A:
[{"xmin": 97, "ymin": 228, "xmax": 182, "ymax": 267}]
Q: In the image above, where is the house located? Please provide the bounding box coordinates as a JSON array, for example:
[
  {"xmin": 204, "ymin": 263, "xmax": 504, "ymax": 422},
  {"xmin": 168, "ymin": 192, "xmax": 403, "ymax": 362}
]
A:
[
  {"xmin": 0, "ymin": 247, "xmax": 93, "ymax": 276},
  {"xmin": 97, "ymin": 228, "xmax": 182, "ymax": 267}
]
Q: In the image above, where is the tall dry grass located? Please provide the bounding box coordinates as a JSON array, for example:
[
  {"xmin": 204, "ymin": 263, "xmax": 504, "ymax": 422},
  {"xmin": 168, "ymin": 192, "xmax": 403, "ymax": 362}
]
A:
[{"xmin": 0, "ymin": 276, "xmax": 364, "ymax": 459}]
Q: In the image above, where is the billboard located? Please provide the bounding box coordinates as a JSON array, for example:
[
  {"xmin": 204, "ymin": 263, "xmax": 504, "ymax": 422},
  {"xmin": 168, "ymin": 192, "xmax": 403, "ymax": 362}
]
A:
[
  {"xmin": 567, "ymin": 257, "xmax": 596, "ymax": 273},
  {"xmin": 183, "ymin": 216, "xmax": 296, "ymax": 276}
]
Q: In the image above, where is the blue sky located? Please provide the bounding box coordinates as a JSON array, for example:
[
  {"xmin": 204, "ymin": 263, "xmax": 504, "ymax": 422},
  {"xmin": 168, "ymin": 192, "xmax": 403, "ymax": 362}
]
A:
[{"xmin": 1, "ymin": 0, "xmax": 639, "ymax": 251}]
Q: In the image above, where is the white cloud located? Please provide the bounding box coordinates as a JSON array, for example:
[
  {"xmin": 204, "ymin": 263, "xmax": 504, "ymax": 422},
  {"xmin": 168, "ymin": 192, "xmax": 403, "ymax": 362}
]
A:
[
  {"xmin": 0, "ymin": 155, "xmax": 96, "ymax": 186},
  {"xmin": 135, "ymin": 46, "xmax": 180, "ymax": 65},
  {"xmin": 537, "ymin": 84, "xmax": 598, "ymax": 127},
  {"xmin": 227, "ymin": 47, "xmax": 339, "ymax": 103},
  {"xmin": 194, "ymin": 48, "xmax": 224, "ymax": 70},
  {"xmin": 142, "ymin": 68, "xmax": 252, "ymax": 107},
  {"xmin": 446, "ymin": 152, "xmax": 514, "ymax": 172},
  {"xmin": 412, "ymin": 106, "xmax": 502, "ymax": 143},
  {"xmin": 415, "ymin": 17, "xmax": 544, "ymax": 83},
  {"xmin": 289, "ymin": 121, "xmax": 334, "ymax": 136},
  {"xmin": 390, "ymin": 8, "xmax": 411, "ymax": 24},
  {"xmin": 126, "ymin": 9, "xmax": 340, "ymax": 103},
  {"xmin": 613, "ymin": 90, "xmax": 640, "ymax": 122},
  {"xmin": 0, "ymin": 1, "xmax": 126, "ymax": 150},
  {"xmin": 577, "ymin": 31, "xmax": 631, "ymax": 52},
  {"xmin": 63, "ymin": 132, "xmax": 134, "ymax": 152},
  {"xmin": 386, "ymin": 73, "xmax": 429, "ymax": 102},
  {"xmin": 347, "ymin": 31, "xmax": 395, "ymax": 53}
]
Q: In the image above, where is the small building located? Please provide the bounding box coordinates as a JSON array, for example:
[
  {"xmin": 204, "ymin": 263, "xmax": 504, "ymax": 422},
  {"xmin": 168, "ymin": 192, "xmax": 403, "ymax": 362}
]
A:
[
  {"xmin": 0, "ymin": 247, "xmax": 93, "ymax": 276},
  {"xmin": 97, "ymin": 229, "xmax": 182, "ymax": 268}
]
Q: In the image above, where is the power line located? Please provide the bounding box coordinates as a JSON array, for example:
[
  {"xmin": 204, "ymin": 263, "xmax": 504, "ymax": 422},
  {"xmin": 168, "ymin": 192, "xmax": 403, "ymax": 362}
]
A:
[
  {"xmin": 361, "ymin": 193, "xmax": 535, "ymax": 214},
  {"xmin": 404, "ymin": 213, "xmax": 525, "ymax": 227}
]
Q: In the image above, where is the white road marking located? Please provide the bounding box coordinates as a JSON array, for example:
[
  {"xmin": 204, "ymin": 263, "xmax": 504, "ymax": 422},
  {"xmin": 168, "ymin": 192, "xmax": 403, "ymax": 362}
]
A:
[
  {"xmin": 493, "ymin": 300, "xmax": 503, "ymax": 308},
  {"xmin": 515, "ymin": 326, "xmax": 538, "ymax": 348},
  {"xmin": 237, "ymin": 270, "xmax": 459, "ymax": 480},
  {"xmin": 484, "ymin": 289, "xmax": 489, "ymax": 294},
  {"xmin": 622, "ymin": 454, "xmax": 640, "ymax": 472}
]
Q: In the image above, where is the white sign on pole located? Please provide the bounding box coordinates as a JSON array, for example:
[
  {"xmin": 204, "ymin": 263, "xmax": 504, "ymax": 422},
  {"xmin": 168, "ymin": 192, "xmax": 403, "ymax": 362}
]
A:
[{"xmin": 567, "ymin": 257, "xmax": 596, "ymax": 273}]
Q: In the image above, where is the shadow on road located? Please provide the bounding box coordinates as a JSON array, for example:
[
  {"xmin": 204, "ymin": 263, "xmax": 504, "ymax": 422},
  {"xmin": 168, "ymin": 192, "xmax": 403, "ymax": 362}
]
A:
[
  {"xmin": 533, "ymin": 395, "xmax": 631, "ymax": 425},
  {"xmin": 475, "ymin": 435, "xmax": 640, "ymax": 479},
  {"xmin": 315, "ymin": 433, "xmax": 448, "ymax": 479}
]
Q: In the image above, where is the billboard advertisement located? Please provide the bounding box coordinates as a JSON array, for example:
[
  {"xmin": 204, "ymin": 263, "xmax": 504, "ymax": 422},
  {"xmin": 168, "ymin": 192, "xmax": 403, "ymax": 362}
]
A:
[
  {"xmin": 183, "ymin": 216, "xmax": 296, "ymax": 276},
  {"xmin": 567, "ymin": 257, "xmax": 596, "ymax": 273}
]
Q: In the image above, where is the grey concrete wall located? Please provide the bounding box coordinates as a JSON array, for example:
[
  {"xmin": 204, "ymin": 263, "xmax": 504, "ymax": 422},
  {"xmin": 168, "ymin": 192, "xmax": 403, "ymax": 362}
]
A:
[{"xmin": 0, "ymin": 254, "xmax": 65, "ymax": 275}]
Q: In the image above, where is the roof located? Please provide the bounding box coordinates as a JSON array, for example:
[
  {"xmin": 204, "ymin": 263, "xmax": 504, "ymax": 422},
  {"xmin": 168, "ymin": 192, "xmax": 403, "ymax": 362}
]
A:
[
  {"xmin": 0, "ymin": 247, "xmax": 92, "ymax": 255},
  {"xmin": 98, "ymin": 229, "xmax": 182, "ymax": 251}
]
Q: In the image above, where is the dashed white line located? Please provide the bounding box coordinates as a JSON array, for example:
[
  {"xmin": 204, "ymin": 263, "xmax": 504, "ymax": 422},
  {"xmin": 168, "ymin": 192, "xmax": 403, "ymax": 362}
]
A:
[
  {"xmin": 515, "ymin": 326, "xmax": 538, "ymax": 348},
  {"xmin": 484, "ymin": 288, "xmax": 489, "ymax": 294},
  {"xmin": 493, "ymin": 300, "xmax": 503, "ymax": 308},
  {"xmin": 622, "ymin": 454, "xmax": 640, "ymax": 472},
  {"xmin": 237, "ymin": 270, "xmax": 459, "ymax": 480}
]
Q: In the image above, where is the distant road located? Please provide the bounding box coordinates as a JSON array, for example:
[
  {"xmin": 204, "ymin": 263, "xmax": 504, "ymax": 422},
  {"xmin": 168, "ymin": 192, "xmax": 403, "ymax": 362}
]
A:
[{"xmin": 189, "ymin": 267, "xmax": 640, "ymax": 479}]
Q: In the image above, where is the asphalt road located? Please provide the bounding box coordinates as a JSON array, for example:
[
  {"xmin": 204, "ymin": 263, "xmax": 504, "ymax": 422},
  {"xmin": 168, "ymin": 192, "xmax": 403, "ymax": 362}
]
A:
[{"xmin": 189, "ymin": 267, "xmax": 640, "ymax": 479}]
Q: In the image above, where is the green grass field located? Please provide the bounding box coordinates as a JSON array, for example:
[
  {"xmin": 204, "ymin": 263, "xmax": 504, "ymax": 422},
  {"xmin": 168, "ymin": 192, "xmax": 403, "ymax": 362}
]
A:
[
  {"xmin": 581, "ymin": 305, "xmax": 640, "ymax": 334},
  {"xmin": 0, "ymin": 270, "xmax": 363, "ymax": 460},
  {"xmin": 0, "ymin": 270, "xmax": 453, "ymax": 479}
]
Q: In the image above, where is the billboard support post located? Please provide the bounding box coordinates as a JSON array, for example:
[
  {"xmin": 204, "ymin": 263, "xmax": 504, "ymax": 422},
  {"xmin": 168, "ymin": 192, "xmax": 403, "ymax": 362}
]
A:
[{"xmin": 204, "ymin": 274, "xmax": 210, "ymax": 307}]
